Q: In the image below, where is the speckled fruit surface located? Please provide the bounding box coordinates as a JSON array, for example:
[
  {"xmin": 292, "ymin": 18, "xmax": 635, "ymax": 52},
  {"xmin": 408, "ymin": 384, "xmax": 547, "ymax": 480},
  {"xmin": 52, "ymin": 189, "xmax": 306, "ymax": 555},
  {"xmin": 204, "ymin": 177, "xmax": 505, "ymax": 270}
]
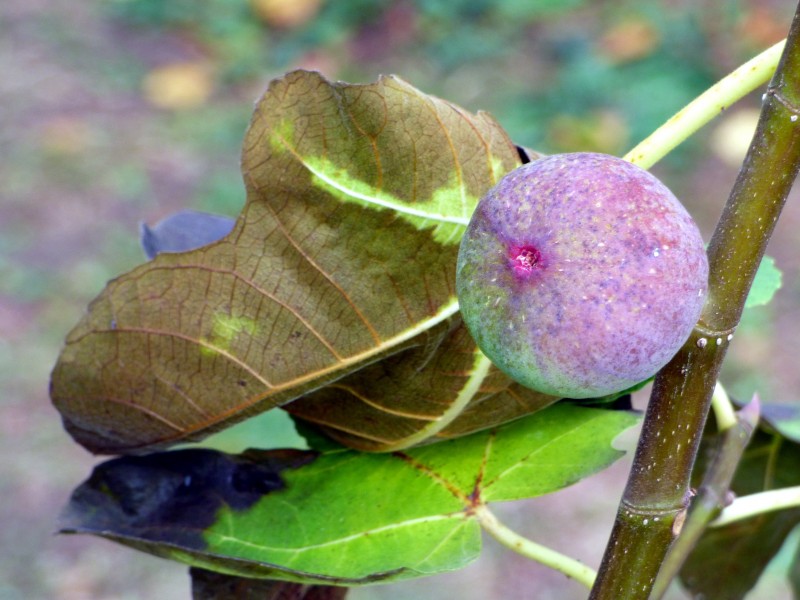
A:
[{"xmin": 456, "ymin": 152, "xmax": 709, "ymax": 398}]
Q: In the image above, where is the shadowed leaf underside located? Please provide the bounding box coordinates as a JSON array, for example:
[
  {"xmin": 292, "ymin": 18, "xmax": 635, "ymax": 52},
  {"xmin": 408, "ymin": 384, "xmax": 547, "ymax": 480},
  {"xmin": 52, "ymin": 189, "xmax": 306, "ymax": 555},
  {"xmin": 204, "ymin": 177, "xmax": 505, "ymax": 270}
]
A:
[{"xmin": 50, "ymin": 70, "xmax": 522, "ymax": 454}]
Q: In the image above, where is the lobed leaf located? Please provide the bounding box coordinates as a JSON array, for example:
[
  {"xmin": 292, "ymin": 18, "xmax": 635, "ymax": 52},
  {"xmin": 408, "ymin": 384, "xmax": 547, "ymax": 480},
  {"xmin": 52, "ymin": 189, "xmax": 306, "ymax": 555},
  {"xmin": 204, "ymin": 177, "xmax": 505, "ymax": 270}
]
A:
[
  {"xmin": 59, "ymin": 404, "xmax": 638, "ymax": 584},
  {"xmin": 50, "ymin": 70, "xmax": 521, "ymax": 454},
  {"xmin": 135, "ymin": 211, "xmax": 560, "ymax": 452}
]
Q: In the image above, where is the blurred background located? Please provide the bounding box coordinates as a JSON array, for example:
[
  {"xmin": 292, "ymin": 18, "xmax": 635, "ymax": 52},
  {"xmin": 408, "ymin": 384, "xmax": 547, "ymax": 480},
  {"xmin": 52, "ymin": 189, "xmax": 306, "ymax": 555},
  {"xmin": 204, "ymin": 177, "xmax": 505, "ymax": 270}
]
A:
[{"xmin": 3, "ymin": 0, "xmax": 800, "ymax": 598}]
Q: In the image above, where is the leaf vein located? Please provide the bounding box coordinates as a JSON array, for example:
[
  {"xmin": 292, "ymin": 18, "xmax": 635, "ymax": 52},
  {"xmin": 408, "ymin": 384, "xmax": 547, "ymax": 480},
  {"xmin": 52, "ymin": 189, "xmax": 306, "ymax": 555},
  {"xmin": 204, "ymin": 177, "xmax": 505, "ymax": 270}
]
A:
[
  {"xmin": 261, "ymin": 196, "xmax": 384, "ymax": 345},
  {"xmin": 327, "ymin": 383, "xmax": 440, "ymax": 421},
  {"xmin": 483, "ymin": 414, "xmax": 610, "ymax": 490},
  {"xmin": 205, "ymin": 513, "xmax": 462, "ymax": 555},
  {"xmin": 140, "ymin": 263, "xmax": 346, "ymax": 361},
  {"xmin": 102, "ymin": 396, "xmax": 185, "ymax": 431}
]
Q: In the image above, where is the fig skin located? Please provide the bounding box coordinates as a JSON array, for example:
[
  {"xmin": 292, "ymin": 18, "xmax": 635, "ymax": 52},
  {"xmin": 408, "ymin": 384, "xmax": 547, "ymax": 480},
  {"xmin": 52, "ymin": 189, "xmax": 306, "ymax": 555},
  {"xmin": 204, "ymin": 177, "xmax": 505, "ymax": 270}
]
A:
[{"xmin": 456, "ymin": 152, "xmax": 708, "ymax": 398}]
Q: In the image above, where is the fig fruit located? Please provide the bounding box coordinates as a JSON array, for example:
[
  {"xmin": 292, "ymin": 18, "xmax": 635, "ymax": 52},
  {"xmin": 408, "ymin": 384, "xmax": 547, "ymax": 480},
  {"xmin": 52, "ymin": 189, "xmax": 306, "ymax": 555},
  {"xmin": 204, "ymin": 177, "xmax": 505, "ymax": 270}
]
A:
[{"xmin": 456, "ymin": 152, "xmax": 708, "ymax": 398}]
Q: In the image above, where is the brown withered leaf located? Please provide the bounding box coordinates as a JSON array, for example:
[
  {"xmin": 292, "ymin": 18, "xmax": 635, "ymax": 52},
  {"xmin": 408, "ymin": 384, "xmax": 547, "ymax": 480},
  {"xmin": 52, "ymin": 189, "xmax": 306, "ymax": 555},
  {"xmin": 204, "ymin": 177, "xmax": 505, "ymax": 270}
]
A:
[
  {"xmin": 286, "ymin": 317, "xmax": 558, "ymax": 451},
  {"xmin": 50, "ymin": 70, "xmax": 523, "ymax": 454}
]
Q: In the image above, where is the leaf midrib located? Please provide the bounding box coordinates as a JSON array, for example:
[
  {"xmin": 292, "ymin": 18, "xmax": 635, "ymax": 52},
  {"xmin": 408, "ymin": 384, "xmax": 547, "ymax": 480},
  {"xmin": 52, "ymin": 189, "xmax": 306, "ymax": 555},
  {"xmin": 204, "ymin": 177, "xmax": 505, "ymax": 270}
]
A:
[{"xmin": 205, "ymin": 513, "xmax": 466, "ymax": 556}]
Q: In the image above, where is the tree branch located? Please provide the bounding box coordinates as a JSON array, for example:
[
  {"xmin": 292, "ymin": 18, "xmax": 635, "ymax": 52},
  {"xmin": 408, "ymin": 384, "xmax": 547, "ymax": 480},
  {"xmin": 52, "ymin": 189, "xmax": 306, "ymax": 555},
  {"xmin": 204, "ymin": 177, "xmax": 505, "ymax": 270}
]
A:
[
  {"xmin": 649, "ymin": 396, "xmax": 759, "ymax": 599},
  {"xmin": 589, "ymin": 5, "xmax": 800, "ymax": 597}
]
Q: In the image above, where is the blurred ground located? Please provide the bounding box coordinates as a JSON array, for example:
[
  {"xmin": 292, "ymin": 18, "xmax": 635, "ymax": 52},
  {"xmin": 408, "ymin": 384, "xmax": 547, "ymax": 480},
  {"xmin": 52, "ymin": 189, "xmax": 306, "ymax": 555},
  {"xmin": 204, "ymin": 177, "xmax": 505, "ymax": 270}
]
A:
[{"xmin": 2, "ymin": 0, "xmax": 800, "ymax": 598}]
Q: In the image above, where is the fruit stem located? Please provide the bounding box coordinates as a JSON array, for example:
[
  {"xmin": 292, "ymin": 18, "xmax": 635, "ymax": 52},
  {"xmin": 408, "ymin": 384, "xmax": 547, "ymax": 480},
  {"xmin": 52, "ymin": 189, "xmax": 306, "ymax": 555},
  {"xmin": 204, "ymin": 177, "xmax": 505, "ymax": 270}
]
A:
[
  {"xmin": 624, "ymin": 40, "xmax": 785, "ymax": 170},
  {"xmin": 474, "ymin": 505, "xmax": 597, "ymax": 589},
  {"xmin": 590, "ymin": 7, "xmax": 800, "ymax": 599}
]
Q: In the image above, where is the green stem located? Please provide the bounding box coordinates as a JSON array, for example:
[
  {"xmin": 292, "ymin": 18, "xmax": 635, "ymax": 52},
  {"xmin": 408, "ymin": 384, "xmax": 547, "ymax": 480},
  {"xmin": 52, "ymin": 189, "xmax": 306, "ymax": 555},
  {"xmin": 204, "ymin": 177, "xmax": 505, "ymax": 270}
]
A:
[
  {"xmin": 590, "ymin": 7, "xmax": 800, "ymax": 598},
  {"xmin": 624, "ymin": 40, "xmax": 785, "ymax": 170},
  {"xmin": 711, "ymin": 486, "xmax": 800, "ymax": 527},
  {"xmin": 474, "ymin": 505, "xmax": 597, "ymax": 589},
  {"xmin": 711, "ymin": 381, "xmax": 737, "ymax": 432}
]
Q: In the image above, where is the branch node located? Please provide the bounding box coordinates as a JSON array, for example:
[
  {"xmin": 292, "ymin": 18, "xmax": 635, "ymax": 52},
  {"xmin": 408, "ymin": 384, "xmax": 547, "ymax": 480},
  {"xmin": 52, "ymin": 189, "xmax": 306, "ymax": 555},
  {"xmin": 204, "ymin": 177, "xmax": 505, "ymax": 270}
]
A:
[
  {"xmin": 694, "ymin": 323, "xmax": 737, "ymax": 342},
  {"xmin": 766, "ymin": 86, "xmax": 800, "ymax": 115}
]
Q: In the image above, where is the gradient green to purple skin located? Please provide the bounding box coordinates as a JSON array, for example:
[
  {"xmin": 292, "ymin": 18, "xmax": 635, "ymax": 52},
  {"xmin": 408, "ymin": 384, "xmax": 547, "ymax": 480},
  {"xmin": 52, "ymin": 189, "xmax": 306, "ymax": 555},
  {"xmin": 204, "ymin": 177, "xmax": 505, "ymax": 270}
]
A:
[{"xmin": 456, "ymin": 153, "xmax": 709, "ymax": 398}]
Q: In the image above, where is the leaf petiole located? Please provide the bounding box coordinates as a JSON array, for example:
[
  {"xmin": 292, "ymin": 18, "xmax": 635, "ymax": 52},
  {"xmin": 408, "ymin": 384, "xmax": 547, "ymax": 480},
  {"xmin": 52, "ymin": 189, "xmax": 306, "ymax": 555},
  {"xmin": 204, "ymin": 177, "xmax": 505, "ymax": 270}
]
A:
[
  {"xmin": 711, "ymin": 485, "xmax": 800, "ymax": 527},
  {"xmin": 624, "ymin": 40, "xmax": 786, "ymax": 170},
  {"xmin": 473, "ymin": 504, "xmax": 597, "ymax": 589},
  {"xmin": 711, "ymin": 381, "xmax": 738, "ymax": 432}
]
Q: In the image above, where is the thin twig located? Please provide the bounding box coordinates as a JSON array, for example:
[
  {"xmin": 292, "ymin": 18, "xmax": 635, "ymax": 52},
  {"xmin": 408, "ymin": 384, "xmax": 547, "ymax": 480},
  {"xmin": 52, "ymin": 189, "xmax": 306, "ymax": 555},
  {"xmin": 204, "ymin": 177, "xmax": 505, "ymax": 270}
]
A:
[
  {"xmin": 474, "ymin": 505, "xmax": 597, "ymax": 589},
  {"xmin": 624, "ymin": 40, "xmax": 785, "ymax": 170},
  {"xmin": 711, "ymin": 485, "xmax": 800, "ymax": 527}
]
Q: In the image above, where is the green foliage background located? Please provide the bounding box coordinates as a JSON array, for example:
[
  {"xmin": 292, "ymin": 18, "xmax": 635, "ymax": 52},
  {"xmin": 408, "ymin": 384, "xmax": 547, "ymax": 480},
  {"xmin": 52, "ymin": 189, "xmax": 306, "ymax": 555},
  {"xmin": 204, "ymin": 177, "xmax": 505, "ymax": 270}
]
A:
[{"xmin": 2, "ymin": 0, "xmax": 799, "ymax": 598}]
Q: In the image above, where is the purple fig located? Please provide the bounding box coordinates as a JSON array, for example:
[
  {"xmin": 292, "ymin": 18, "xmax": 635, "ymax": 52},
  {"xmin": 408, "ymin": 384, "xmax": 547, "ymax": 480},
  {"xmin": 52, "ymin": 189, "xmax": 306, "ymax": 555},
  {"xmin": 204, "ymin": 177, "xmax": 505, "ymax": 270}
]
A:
[{"xmin": 456, "ymin": 152, "xmax": 708, "ymax": 398}]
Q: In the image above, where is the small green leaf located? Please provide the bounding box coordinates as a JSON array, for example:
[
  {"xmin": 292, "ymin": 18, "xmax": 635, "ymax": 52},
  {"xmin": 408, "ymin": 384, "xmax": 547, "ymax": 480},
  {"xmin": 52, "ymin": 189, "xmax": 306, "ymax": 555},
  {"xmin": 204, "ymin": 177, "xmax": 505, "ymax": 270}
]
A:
[
  {"xmin": 745, "ymin": 255, "xmax": 782, "ymax": 309},
  {"xmin": 60, "ymin": 404, "xmax": 638, "ymax": 584}
]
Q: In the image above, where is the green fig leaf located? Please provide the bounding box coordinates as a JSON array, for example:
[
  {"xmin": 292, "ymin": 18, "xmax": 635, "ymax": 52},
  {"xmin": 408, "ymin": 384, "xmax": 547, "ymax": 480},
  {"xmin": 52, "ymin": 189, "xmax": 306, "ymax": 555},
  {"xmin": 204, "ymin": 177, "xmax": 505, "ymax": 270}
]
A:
[
  {"xmin": 745, "ymin": 255, "xmax": 782, "ymax": 309},
  {"xmin": 50, "ymin": 70, "xmax": 520, "ymax": 454},
  {"xmin": 680, "ymin": 417, "xmax": 800, "ymax": 598},
  {"xmin": 59, "ymin": 404, "xmax": 638, "ymax": 584}
]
